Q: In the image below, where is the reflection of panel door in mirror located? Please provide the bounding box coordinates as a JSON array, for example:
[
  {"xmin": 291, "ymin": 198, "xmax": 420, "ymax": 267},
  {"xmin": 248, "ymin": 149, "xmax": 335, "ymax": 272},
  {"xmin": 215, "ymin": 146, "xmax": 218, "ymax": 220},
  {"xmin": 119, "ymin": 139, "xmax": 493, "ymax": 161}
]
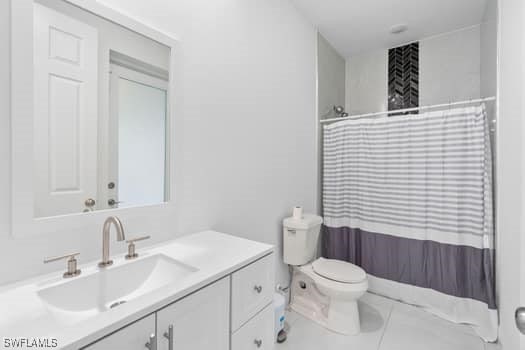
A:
[
  {"xmin": 33, "ymin": 3, "xmax": 98, "ymax": 217},
  {"xmin": 109, "ymin": 64, "xmax": 168, "ymax": 209}
]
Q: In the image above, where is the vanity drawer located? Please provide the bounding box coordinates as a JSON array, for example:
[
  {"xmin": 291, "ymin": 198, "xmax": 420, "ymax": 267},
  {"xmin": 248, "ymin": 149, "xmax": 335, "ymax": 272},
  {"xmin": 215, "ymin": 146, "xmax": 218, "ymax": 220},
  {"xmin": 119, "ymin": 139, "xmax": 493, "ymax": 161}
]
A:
[
  {"xmin": 231, "ymin": 304, "xmax": 274, "ymax": 350},
  {"xmin": 231, "ymin": 253, "xmax": 274, "ymax": 331}
]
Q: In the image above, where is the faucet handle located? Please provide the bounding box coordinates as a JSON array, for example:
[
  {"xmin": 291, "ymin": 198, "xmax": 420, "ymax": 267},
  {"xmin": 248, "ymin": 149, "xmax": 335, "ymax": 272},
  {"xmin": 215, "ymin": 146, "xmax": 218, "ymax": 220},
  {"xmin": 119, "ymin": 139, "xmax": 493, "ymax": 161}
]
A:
[
  {"xmin": 44, "ymin": 252, "xmax": 79, "ymax": 263},
  {"xmin": 125, "ymin": 235, "xmax": 151, "ymax": 260},
  {"xmin": 126, "ymin": 235, "xmax": 151, "ymax": 244},
  {"xmin": 44, "ymin": 252, "xmax": 81, "ymax": 278}
]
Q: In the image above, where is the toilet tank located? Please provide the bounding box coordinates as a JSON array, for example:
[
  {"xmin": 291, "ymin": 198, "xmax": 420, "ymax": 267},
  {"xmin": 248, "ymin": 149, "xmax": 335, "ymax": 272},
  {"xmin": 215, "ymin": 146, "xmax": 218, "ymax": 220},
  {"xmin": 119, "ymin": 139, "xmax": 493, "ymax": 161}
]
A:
[{"xmin": 283, "ymin": 214, "xmax": 323, "ymax": 266}]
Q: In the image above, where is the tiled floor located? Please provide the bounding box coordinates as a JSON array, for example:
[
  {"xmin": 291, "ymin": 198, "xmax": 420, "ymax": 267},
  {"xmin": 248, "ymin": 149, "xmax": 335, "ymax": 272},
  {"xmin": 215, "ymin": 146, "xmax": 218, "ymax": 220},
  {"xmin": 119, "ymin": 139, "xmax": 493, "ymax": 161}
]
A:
[{"xmin": 276, "ymin": 293, "xmax": 501, "ymax": 350}]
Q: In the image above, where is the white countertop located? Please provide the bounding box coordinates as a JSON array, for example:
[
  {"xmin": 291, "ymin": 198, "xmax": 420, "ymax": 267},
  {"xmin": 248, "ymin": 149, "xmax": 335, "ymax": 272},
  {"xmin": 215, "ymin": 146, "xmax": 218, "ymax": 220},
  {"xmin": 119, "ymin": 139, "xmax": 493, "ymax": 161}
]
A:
[{"xmin": 0, "ymin": 231, "xmax": 274, "ymax": 349}]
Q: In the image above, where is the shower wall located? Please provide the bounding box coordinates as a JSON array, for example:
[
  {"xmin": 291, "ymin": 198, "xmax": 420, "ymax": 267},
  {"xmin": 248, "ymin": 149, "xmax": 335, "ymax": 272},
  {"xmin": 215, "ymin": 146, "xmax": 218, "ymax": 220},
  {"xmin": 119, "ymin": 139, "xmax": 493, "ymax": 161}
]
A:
[
  {"xmin": 345, "ymin": 50, "xmax": 388, "ymax": 115},
  {"xmin": 388, "ymin": 42, "xmax": 419, "ymax": 111},
  {"xmin": 481, "ymin": 0, "xmax": 498, "ymax": 99},
  {"xmin": 317, "ymin": 33, "xmax": 346, "ymax": 120},
  {"xmin": 345, "ymin": 25, "xmax": 483, "ymax": 114},
  {"xmin": 317, "ymin": 33, "xmax": 345, "ymax": 214},
  {"xmin": 481, "ymin": 0, "xmax": 498, "ymax": 124}
]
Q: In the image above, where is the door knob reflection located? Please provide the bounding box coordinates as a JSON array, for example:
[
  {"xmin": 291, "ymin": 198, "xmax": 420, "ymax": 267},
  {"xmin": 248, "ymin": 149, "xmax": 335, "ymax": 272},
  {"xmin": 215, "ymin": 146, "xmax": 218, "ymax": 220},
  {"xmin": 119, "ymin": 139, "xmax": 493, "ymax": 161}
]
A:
[{"xmin": 84, "ymin": 198, "xmax": 96, "ymax": 212}]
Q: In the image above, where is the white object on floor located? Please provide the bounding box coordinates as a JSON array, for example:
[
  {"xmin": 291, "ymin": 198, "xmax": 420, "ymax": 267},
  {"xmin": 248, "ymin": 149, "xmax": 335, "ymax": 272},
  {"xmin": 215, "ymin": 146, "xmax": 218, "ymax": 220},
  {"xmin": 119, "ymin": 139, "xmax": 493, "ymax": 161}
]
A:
[
  {"xmin": 274, "ymin": 292, "xmax": 286, "ymax": 339},
  {"xmin": 277, "ymin": 293, "xmax": 500, "ymax": 350},
  {"xmin": 283, "ymin": 214, "xmax": 368, "ymax": 335}
]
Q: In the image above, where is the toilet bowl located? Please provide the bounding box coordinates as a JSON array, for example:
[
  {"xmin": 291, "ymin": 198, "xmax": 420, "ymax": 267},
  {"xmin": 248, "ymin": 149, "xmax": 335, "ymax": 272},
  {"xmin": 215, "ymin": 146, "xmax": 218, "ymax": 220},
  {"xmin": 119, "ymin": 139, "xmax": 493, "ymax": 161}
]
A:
[
  {"xmin": 291, "ymin": 258, "xmax": 368, "ymax": 335},
  {"xmin": 283, "ymin": 214, "xmax": 368, "ymax": 335},
  {"xmin": 310, "ymin": 258, "xmax": 368, "ymax": 301}
]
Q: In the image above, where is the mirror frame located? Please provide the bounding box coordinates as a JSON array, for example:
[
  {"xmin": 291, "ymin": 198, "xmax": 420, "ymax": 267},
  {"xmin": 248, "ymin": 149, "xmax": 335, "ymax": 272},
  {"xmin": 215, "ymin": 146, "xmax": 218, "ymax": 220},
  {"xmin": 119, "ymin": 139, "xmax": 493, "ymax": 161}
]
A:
[{"xmin": 10, "ymin": 0, "xmax": 178, "ymax": 237}]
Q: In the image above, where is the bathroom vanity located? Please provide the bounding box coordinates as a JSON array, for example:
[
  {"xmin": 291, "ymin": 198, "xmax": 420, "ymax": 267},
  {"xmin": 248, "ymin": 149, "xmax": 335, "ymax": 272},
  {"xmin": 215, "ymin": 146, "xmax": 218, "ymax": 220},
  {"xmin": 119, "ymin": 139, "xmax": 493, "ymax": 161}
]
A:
[{"xmin": 0, "ymin": 232, "xmax": 275, "ymax": 350}]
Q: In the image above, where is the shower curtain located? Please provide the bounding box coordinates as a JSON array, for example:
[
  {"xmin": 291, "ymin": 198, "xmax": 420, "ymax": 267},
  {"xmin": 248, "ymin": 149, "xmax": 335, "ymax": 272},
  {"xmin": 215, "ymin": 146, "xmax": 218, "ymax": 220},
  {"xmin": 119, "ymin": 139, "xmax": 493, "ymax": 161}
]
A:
[{"xmin": 322, "ymin": 105, "xmax": 497, "ymax": 341}]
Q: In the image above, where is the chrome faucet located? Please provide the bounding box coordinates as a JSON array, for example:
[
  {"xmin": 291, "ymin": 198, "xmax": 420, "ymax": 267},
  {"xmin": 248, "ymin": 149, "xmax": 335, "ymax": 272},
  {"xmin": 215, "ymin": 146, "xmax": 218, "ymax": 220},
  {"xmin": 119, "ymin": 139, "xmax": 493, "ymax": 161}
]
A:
[{"xmin": 98, "ymin": 216, "xmax": 126, "ymax": 267}]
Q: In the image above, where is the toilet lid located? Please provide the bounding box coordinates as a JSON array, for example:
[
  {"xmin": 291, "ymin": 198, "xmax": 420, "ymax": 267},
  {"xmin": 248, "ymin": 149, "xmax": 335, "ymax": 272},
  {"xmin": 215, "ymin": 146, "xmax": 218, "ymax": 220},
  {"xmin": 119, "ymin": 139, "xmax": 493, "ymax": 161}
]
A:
[{"xmin": 312, "ymin": 258, "xmax": 366, "ymax": 283}]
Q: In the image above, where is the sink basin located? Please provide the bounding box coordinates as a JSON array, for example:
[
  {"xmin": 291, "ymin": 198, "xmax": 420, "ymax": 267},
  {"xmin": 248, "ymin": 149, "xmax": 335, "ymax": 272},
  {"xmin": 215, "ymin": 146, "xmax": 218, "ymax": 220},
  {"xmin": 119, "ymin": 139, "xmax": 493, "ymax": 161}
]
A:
[{"xmin": 38, "ymin": 254, "xmax": 198, "ymax": 313}]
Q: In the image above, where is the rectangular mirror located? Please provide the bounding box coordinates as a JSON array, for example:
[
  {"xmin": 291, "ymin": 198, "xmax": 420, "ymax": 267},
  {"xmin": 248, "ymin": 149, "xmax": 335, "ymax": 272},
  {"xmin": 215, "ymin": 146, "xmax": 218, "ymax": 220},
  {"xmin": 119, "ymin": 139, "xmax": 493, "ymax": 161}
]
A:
[{"xmin": 32, "ymin": 0, "xmax": 171, "ymax": 218}]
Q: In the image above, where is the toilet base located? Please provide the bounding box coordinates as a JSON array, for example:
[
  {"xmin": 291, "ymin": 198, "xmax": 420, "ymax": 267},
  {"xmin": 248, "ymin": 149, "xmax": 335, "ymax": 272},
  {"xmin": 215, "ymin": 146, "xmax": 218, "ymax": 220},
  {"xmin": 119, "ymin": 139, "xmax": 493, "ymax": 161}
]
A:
[
  {"xmin": 327, "ymin": 299, "xmax": 360, "ymax": 335},
  {"xmin": 289, "ymin": 266, "xmax": 365, "ymax": 335}
]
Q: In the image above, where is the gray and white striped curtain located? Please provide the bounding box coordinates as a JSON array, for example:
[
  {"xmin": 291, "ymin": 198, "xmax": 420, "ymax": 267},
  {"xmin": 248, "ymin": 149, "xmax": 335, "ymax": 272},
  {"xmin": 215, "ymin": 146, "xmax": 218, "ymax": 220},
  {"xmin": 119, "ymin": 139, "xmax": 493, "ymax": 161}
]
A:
[{"xmin": 322, "ymin": 105, "xmax": 496, "ymax": 341}]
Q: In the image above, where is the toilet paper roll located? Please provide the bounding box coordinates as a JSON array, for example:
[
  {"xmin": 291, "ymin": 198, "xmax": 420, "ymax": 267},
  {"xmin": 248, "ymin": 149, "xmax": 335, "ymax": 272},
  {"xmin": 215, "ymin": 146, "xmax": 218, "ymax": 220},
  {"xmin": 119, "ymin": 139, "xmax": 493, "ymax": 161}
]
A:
[{"xmin": 292, "ymin": 206, "xmax": 303, "ymax": 220}]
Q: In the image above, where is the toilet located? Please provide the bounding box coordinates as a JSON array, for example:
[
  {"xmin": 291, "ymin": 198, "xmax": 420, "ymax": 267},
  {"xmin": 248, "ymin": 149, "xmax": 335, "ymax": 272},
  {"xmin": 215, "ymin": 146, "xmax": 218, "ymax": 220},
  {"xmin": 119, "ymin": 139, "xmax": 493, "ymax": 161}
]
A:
[{"xmin": 283, "ymin": 214, "xmax": 368, "ymax": 335}]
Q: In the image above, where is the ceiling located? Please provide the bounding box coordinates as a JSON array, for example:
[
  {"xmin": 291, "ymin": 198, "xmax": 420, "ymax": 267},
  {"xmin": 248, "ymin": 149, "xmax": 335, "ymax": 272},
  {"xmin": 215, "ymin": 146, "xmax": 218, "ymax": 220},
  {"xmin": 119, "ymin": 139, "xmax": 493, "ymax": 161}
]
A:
[{"xmin": 290, "ymin": 0, "xmax": 489, "ymax": 57}]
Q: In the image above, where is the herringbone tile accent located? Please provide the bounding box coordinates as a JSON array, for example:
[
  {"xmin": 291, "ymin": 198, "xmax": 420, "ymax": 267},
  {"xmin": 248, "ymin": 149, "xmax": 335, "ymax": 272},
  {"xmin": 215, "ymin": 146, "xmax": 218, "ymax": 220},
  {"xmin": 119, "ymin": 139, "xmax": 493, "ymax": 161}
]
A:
[{"xmin": 388, "ymin": 42, "xmax": 419, "ymax": 114}]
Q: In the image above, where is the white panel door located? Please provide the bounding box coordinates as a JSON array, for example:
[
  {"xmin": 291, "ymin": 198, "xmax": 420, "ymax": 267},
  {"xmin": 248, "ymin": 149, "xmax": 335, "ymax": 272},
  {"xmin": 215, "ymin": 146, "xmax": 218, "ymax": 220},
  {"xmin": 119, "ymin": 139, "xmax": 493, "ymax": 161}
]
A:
[
  {"xmin": 108, "ymin": 64, "xmax": 168, "ymax": 209},
  {"xmin": 82, "ymin": 314, "xmax": 156, "ymax": 350},
  {"xmin": 157, "ymin": 278, "xmax": 230, "ymax": 350},
  {"xmin": 33, "ymin": 3, "xmax": 98, "ymax": 217}
]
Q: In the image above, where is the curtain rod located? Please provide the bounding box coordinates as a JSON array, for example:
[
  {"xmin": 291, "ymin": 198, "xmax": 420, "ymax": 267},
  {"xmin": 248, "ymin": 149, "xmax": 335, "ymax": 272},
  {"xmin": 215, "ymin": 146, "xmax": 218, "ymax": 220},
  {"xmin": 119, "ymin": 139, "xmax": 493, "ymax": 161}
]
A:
[{"xmin": 320, "ymin": 96, "xmax": 497, "ymax": 124}]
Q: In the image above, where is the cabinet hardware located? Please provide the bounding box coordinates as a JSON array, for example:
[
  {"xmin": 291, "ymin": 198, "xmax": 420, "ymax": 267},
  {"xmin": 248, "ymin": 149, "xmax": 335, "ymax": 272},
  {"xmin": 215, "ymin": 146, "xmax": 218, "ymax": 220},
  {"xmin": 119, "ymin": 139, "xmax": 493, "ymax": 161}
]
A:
[
  {"xmin": 516, "ymin": 307, "xmax": 525, "ymax": 334},
  {"xmin": 145, "ymin": 333, "xmax": 156, "ymax": 350},
  {"xmin": 163, "ymin": 324, "xmax": 174, "ymax": 350}
]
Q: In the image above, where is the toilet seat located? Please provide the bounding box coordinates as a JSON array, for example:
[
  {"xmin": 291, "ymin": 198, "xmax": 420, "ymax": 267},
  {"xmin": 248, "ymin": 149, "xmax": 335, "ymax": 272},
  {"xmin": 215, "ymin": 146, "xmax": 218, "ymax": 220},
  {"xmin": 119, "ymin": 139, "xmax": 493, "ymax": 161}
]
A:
[
  {"xmin": 298, "ymin": 260, "xmax": 368, "ymax": 301},
  {"xmin": 312, "ymin": 258, "xmax": 366, "ymax": 283}
]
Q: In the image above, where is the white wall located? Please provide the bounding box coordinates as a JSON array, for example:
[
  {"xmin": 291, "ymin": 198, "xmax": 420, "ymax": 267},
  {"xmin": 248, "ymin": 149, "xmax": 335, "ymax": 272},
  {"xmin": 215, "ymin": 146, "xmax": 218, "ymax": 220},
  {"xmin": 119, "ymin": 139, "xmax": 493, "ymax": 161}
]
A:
[
  {"xmin": 345, "ymin": 50, "xmax": 388, "ymax": 115},
  {"xmin": 317, "ymin": 33, "xmax": 345, "ymax": 120},
  {"xmin": 481, "ymin": 0, "xmax": 499, "ymax": 125},
  {"xmin": 0, "ymin": 0, "xmax": 318, "ymax": 286},
  {"xmin": 496, "ymin": 0, "xmax": 524, "ymax": 347},
  {"xmin": 481, "ymin": 1, "xmax": 498, "ymax": 99},
  {"xmin": 317, "ymin": 33, "xmax": 345, "ymax": 214},
  {"xmin": 345, "ymin": 25, "xmax": 482, "ymax": 113},
  {"xmin": 420, "ymin": 26, "xmax": 481, "ymax": 105}
]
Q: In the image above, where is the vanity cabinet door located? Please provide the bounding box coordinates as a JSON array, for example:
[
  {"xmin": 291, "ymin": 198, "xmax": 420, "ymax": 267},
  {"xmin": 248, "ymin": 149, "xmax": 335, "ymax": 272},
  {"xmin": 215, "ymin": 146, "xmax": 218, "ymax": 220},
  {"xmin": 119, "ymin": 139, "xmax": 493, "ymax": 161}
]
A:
[
  {"xmin": 82, "ymin": 314, "xmax": 155, "ymax": 350},
  {"xmin": 231, "ymin": 254, "xmax": 274, "ymax": 331},
  {"xmin": 156, "ymin": 277, "xmax": 230, "ymax": 350},
  {"xmin": 232, "ymin": 304, "xmax": 275, "ymax": 350}
]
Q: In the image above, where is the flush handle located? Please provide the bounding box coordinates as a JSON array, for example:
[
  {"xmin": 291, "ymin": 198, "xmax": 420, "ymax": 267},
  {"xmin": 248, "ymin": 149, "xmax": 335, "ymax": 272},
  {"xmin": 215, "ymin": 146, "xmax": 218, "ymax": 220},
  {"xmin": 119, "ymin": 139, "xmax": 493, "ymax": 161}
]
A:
[
  {"xmin": 254, "ymin": 339, "xmax": 262, "ymax": 348},
  {"xmin": 254, "ymin": 285, "xmax": 263, "ymax": 294}
]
